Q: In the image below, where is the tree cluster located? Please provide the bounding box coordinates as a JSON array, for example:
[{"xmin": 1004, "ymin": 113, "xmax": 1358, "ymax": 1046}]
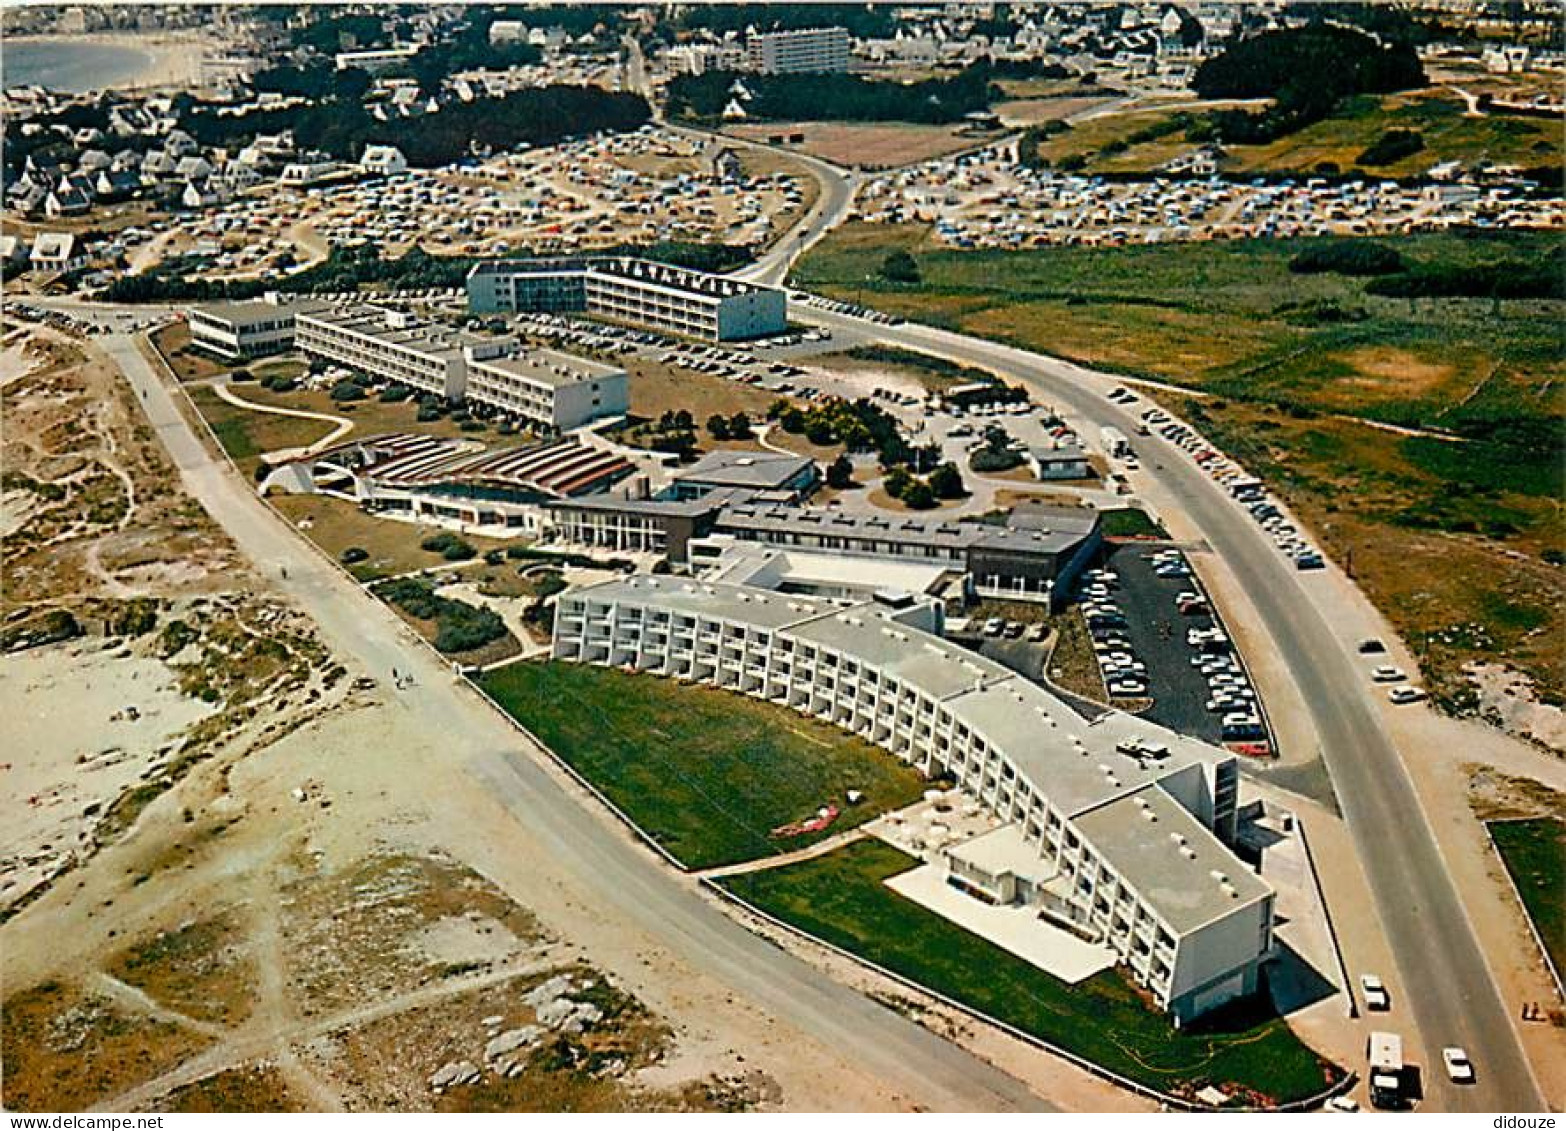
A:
[
  {"xmin": 372, "ymin": 577, "xmax": 507, "ymax": 654},
  {"xmin": 1193, "ymin": 23, "xmax": 1425, "ymax": 145},
  {"xmin": 667, "ymin": 64, "xmax": 997, "ymax": 126}
]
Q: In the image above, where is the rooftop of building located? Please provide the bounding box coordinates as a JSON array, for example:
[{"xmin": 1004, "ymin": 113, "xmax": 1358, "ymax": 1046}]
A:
[
  {"xmin": 1073, "ymin": 785, "xmax": 1271, "ymax": 933},
  {"xmin": 567, "ymin": 574, "xmax": 840, "ymax": 630},
  {"xmin": 189, "ymin": 296, "xmax": 324, "ymax": 325},
  {"xmin": 469, "ymin": 346, "xmax": 625, "ymax": 388},
  {"xmin": 674, "ymin": 449, "xmax": 814, "ymax": 490},
  {"xmin": 296, "ymin": 304, "xmax": 489, "ymax": 359},
  {"xmin": 546, "ymin": 487, "xmax": 752, "ymax": 519},
  {"xmin": 714, "ymin": 503, "xmax": 1100, "ymax": 556}
]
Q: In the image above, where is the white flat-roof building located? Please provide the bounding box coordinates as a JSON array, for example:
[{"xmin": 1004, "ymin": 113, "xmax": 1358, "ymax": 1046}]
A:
[
  {"xmin": 747, "ymin": 26, "xmax": 852, "ymax": 74},
  {"xmin": 290, "ymin": 305, "xmax": 626, "ymax": 430},
  {"xmin": 466, "ymin": 347, "xmax": 629, "ymax": 431},
  {"xmin": 187, "ymin": 296, "xmax": 311, "ymax": 360},
  {"xmin": 467, "ymin": 257, "xmax": 787, "ymax": 342},
  {"xmin": 295, "ymin": 305, "xmax": 489, "ymax": 401},
  {"xmin": 552, "ymin": 576, "xmax": 1271, "ymax": 1023}
]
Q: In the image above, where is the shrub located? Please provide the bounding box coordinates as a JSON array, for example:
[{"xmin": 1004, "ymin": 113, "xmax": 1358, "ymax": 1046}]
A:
[
  {"xmin": 339, "ymin": 546, "xmax": 370, "ymax": 565},
  {"xmin": 928, "ymin": 461, "xmax": 966, "ymax": 499},
  {"xmin": 826, "ymin": 454, "xmax": 854, "ymax": 489},
  {"xmin": 420, "ymin": 531, "xmax": 476, "ymax": 561},
  {"xmin": 1356, "ymin": 128, "xmax": 1424, "ymax": 167},
  {"xmin": 880, "ymin": 249, "xmax": 920, "ymax": 284},
  {"xmin": 706, "ymin": 413, "xmax": 730, "ymax": 440},
  {"xmin": 902, "ymin": 480, "xmax": 936, "ymax": 509},
  {"xmin": 230, "ymin": 368, "xmax": 253, "ymax": 382},
  {"xmin": 1288, "ymin": 240, "xmax": 1404, "ymax": 276}
]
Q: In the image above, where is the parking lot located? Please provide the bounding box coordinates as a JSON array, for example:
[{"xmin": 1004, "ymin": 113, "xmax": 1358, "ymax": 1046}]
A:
[{"xmin": 1068, "ymin": 545, "xmax": 1272, "ymax": 751}]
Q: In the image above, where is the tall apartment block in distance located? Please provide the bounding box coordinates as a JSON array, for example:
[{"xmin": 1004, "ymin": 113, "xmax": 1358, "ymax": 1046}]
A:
[{"xmin": 746, "ymin": 26, "xmax": 851, "ymax": 75}]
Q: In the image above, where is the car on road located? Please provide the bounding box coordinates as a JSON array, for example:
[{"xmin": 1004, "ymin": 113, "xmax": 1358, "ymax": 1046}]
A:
[
  {"xmin": 1360, "ymin": 973, "xmax": 1391, "ymax": 1011},
  {"xmin": 1442, "ymin": 1047, "xmax": 1475, "ymax": 1084},
  {"xmin": 1371, "ymin": 666, "xmax": 1407, "ymax": 683},
  {"xmin": 1388, "ymin": 686, "xmax": 1427, "ymax": 705}
]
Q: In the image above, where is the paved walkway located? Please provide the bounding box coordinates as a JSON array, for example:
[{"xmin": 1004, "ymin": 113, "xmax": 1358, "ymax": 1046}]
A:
[{"xmin": 210, "ymin": 377, "xmax": 353, "ymax": 460}]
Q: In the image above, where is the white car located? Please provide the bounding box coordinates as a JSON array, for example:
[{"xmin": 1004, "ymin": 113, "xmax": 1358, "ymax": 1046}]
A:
[
  {"xmin": 1388, "ymin": 686, "xmax": 1427, "ymax": 705},
  {"xmin": 1442, "ymin": 1047, "xmax": 1475, "ymax": 1084},
  {"xmin": 1360, "ymin": 973, "xmax": 1390, "ymax": 1011},
  {"xmin": 1371, "ymin": 665, "xmax": 1407, "ymax": 683}
]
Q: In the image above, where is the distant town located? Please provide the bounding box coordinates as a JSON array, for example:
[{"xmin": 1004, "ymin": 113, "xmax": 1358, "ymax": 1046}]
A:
[{"xmin": 2, "ymin": 2, "xmax": 1562, "ymax": 1120}]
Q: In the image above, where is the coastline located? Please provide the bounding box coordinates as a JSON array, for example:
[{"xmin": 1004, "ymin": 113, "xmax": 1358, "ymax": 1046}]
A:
[{"xmin": 3, "ymin": 32, "xmax": 207, "ymax": 92}]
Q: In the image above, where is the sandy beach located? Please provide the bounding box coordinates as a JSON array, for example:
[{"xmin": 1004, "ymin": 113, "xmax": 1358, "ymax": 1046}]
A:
[{"xmin": 3, "ymin": 32, "xmax": 206, "ymax": 93}]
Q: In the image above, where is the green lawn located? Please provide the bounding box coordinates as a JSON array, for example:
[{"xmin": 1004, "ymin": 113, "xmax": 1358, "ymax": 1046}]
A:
[
  {"xmin": 718, "ymin": 840, "xmax": 1340, "ymax": 1105},
  {"xmin": 1099, "ymin": 507, "xmax": 1169, "ymax": 539},
  {"xmin": 477, "ymin": 662, "xmax": 928, "ymax": 870},
  {"xmin": 1489, "ymin": 818, "xmax": 1566, "ymax": 980}
]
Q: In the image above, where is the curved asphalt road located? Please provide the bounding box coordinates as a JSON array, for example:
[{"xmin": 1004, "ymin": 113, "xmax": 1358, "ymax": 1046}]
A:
[
  {"xmin": 786, "ymin": 310, "xmax": 1547, "ymax": 1113},
  {"xmin": 98, "ymin": 332, "xmax": 1051, "ymax": 1112}
]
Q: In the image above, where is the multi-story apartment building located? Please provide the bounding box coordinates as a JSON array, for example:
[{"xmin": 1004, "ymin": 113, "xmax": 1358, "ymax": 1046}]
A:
[
  {"xmin": 295, "ymin": 305, "xmax": 493, "ymax": 401},
  {"xmin": 466, "ymin": 257, "xmax": 787, "ymax": 342},
  {"xmin": 551, "ymin": 576, "xmax": 1270, "ymax": 1023},
  {"xmin": 465, "ymin": 347, "xmax": 629, "ymax": 431},
  {"xmin": 282, "ymin": 305, "xmax": 626, "ymax": 431},
  {"xmin": 746, "ymin": 26, "xmax": 852, "ymax": 74}
]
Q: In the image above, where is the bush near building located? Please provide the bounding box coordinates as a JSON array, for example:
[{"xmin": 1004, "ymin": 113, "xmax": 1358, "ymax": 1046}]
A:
[{"xmin": 371, "ymin": 576, "xmax": 506, "ymax": 655}]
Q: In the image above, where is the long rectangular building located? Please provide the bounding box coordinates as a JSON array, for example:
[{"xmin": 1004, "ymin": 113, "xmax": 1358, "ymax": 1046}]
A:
[
  {"xmin": 295, "ymin": 305, "xmax": 488, "ymax": 401},
  {"xmin": 551, "ymin": 575, "xmax": 1269, "ymax": 1023},
  {"xmin": 291, "ymin": 305, "xmax": 627, "ymax": 431},
  {"xmin": 467, "ymin": 256, "xmax": 787, "ymax": 342}
]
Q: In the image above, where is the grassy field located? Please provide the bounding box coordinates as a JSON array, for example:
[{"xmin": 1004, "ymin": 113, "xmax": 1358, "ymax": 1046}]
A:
[
  {"xmin": 718, "ymin": 839, "xmax": 1339, "ymax": 1105},
  {"xmin": 724, "ymin": 121, "xmax": 979, "ymax": 169},
  {"xmin": 797, "ymin": 223, "xmax": 1564, "ymax": 708},
  {"xmin": 1020, "ymin": 91, "xmax": 1560, "ymax": 179},
  {"xmin": 1489, "ymin": 818, "xmax": 1566, "ymax": 982},
  {"xmin": 187, "ymin": 386, "xmax": 336, "ymax": 477},
  {"xmin": 476, "ymin": 662, "xmax": 928, "ymax": 870},
  {"xmin": 268, "ymin": 494, "xmax": 510, "ymax": 582}
]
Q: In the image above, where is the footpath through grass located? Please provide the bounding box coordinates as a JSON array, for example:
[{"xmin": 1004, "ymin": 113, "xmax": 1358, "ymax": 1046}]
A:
[
  {"xmin": 719, "ymin": 839, "xmax": 1339, "ymax": 1105},
  {"xmin": 1489, "ymin": 818, "xmax": 1566, "ymax": 981},
  {"xmin": 477, "ymin": 662, "xmax": 927, "ymax": 870}
]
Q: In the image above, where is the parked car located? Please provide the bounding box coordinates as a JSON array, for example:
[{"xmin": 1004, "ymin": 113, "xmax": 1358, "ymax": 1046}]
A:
[
  {"xmin": 1442, "ymin": 1047, "xmax": 1475, "ymax": 1085},
  {"xmin": 1358, "ymin": 638, "xmax": 1386, "ymax": 654},
  {"xmin": 1388, "ymin": 686, "xmax": 1427, "ymax": 705},
  {"xmin": 1360, "ymin": 973, "xmax": 1390, "ymax": 1011},
  {"xmin": 1371, "ymin": 666, "xmax": 1406, "ymax": 683}
]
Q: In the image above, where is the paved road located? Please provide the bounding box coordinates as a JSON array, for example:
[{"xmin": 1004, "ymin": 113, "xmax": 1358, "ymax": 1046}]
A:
[
  {"xmin": 787, "ymin": 309, "xmax": 1546, "ymax": 1112},
  {"xmin": 99, "ymin": 333, "xmax": 1051, "ymax": 1112}
]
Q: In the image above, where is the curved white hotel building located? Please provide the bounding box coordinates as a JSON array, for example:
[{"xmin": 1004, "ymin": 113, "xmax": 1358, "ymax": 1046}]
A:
[{"xmin": 552, "ymin": 576, "xmax": 1275, "ymax": 1024}]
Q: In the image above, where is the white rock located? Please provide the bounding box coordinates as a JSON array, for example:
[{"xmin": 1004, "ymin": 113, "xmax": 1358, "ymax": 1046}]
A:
[{"xmin": 484, "ymin": 1025, "xmax": 541, "ymax": 1062}]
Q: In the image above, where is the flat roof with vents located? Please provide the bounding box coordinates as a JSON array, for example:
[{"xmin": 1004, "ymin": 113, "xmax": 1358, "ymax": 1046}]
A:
[
  {"xmin": 469, "ymin": 346, "xmax": 624, "ymax": 388},
  {"xmin": 1073, "ymin": 787, "xmax": 1271, "ymax": 932}
]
